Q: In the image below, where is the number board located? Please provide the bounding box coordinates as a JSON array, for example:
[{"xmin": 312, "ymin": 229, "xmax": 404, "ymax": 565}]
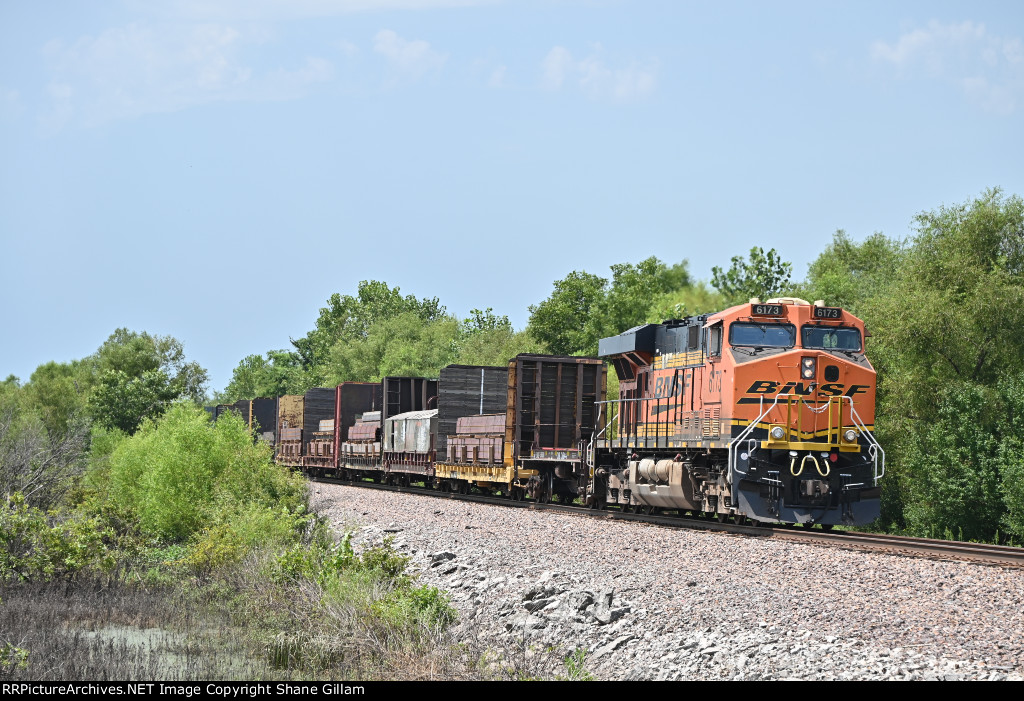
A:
[
  {"xmin": 813, "ymin": 306, "xmax": 843, "ymax": 319},
  {"xmin": 750, "ymin": 303, "xmax": 784, "ymax": 317}
]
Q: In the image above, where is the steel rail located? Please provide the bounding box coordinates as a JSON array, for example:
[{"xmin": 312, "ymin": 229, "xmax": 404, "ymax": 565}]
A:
[{"xmin": 311, "ymin": 475, "xmax": 1024, "ymax": 569}]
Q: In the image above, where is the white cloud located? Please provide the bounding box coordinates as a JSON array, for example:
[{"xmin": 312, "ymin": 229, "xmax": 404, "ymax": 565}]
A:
[
  {"xmin": 541, "ymin": 46, "xmax": 573, "ymax": 91},
  {"xmin": 540, "ymin": 45, "xmax": 656, "ymax": 101},
  {"xmin": 487, "ymin": 64, "xmax": 506, "ymax": 88},
  {"xmin": 373, "ymin": 29, "xmax": 446, "ymax": 82},
  {"xmin": 337, "ymin": 39, "xmax": 360, "ymax": 57},
  {"xmin": 40, "ymin": 21, "xmax": 333, "ymax": 128},
  {"xmin": 871, "ymin": 20, "xmax": 1024, "ymax": 114}
]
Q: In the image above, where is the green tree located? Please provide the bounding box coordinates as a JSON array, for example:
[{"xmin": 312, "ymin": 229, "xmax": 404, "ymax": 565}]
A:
[
  {"xmin": 0, "ymin": 390, "xmax": 88, "ymax": 510},
  {"xmin": 291, "ymin": 281, "xmax": 445, "ymax": 384},
  {"xmin": 645, "ymin": 282, "xmax": 728, "ymax": 323},
  {"xmin": 711, "ymin": 247, "xmax": 793, "ymax": 305},
  {"xmin": 91, "ymin": 370, "xmax": 180, "ymax": 435},
  {"xmin": 327, "ymin": 313, "xmax": 460, "ymax": 383},
  {"xmin": 867, "ymin": 189, "xmax": 1024, "ymax": 421},
  {"xmin": 454, "ymin": 328, "xmax": 542, "ymax": 368},
  {"xmin": 901, "ymin": 383, "xmax": 1003, "ymax": 540},
  {"xmin": 89, "ymin": 329, "xmax": 208, "ymax": 434},
  {"xmin": 527, "ymin": 271, "xmax": 608, "ymax": 356},
  {"xmin": 995, "ymin": 374, "xmax": 1024, "ymax": 540},
  {"xmin": 591, "ymin": 257, "xmax": 691, "ymax": 340},
  {"xmin": 450, "ymin": 308, "xmax": 542, "ymax": 367},
  {"xmin": 799, "ymin": 231, "xmax": 905, "ymax": 314},
  {"xmin": 865, "ymin": 188, "xmax": 1024, "ymax": 536},
  {"xmin": 528, "ymin": 258, "xmax": 690, "ymax": 356},
  {"xmin": 21, "ymin": 360, "xmax": 93, "ymax": 437},
  {"xmin": 461, "ymin": 308, "xmax": 512, "ymax": 336},
  {"xmin": 222, "ymin": 350, "xmax": 305, "ymax": 401}
]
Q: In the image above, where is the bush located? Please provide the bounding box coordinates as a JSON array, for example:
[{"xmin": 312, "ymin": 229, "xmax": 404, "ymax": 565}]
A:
[
  {"xmin": 902, "ymin": 383, "xmax": 1003, "ymax": 541},
  {"xmin": 103, "ymin": 404, "xmax": 306, "ymax": 544},
  {"xmin": 0, "ymin": 493, "xmax": 113, "ymax": 582}
]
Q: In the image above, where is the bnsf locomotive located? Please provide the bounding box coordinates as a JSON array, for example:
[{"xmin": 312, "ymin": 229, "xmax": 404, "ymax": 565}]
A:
[
  {"xmin": 222, "ymin": 298, "xmax": 882, "ymax": 528},
  {"xmin": 593, "ymin": 297, "xmax": 883, "ymax": 527}
]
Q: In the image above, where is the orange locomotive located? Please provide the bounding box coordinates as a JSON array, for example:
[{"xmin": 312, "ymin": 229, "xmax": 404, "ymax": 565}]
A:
[{"xmin": 590, "ymin": 298, "xmax": 883, "ymax": 527}]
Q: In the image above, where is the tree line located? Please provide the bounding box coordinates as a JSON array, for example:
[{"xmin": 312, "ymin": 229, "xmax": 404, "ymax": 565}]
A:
[{"xmin": 2, "ymin": 188, "xmax": 1022, "ymax": 543}]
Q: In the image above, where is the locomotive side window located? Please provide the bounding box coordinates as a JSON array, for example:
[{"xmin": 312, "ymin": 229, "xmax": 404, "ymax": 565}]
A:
[
  {"xmin": 708, "ymin": 323, "xmax": 723, "ymax": 357},
  {"xmin": 729, "ymin": 323, "xmax": 795, "ymax": 348},
  {"xmin": 801, "ymin": 326, "xmax": 862, "ymax": 352}
]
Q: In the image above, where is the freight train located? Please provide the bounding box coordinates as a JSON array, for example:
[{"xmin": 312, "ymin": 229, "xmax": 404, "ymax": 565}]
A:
[{"xmin": 219, "ymin": 298, "xmax": 883, "ymax": 527}]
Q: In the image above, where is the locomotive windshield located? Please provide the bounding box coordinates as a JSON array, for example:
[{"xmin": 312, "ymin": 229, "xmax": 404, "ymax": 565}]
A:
[
  {"xmin": 801, "ymin": 325, "xmax": 862, "ymax": 352},
  {"xmin": 729, "ymin": 323, "xmax": 795, "ymax": 348}
]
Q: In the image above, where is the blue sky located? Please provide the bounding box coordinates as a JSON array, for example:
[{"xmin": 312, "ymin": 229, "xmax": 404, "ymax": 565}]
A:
[{"xmin": 2, "ymin": 1, "xmax": 1022, "ymax": 393}]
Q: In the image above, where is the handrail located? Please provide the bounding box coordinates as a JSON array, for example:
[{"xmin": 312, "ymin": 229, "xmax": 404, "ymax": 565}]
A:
[
  {"xmin": 727, "ymin": 393, "xmax": 795, "ymax": 483},
  {"xmin": 586, "ymin": 402, "xmax": 619, "ymax": 475},
  {"xmin": 839, "ymin": 395, "xmax": 885, "ymax": 485},
  {"xmin": 597, "ymin": 393, "xmax": 883, "ymax": 487},
  {"xmin": 727, "ymin": 393, "xmax": 884, "ymax": 487}
]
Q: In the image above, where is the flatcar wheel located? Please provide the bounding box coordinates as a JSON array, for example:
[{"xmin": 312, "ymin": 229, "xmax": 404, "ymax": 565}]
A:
[{"xmin": 820, "ymin": 524, "xmax": 835, "ymax": 531}]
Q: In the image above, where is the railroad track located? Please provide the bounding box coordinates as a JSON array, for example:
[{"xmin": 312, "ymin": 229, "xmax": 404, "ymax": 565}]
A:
[{"xmin": 312, "ymin": 475, "xmax": 1024, "ymax": 569}]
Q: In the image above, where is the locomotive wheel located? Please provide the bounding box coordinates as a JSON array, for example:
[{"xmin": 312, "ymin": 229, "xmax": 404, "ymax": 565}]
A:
[{"xmin": 716, "ymin": 512, "xmax": 728, "ymax": 523}]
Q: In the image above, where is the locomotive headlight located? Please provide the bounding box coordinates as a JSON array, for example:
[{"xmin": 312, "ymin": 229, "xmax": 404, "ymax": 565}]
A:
[
  {"xmin": 844, "ymin": 429, "xmax": 858, "ymax": 442},
  {"xmin": 770, "ymin": 426, "xmax": 786, "ymax": 440},
  {"xmin": 801, "ymin": 357, "xmax": 816, "ymax": 379}
]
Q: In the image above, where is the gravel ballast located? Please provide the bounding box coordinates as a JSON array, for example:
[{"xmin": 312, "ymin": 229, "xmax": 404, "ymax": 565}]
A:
[{"xmin": 311, "ymin": 483, "xmax": 1024, "ymax": 681}]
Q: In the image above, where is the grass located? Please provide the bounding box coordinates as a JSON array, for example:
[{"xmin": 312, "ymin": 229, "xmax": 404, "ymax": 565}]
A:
[
  {"xmin": 0, "ymin": 578, "xmax": 270, "ymax": 681},
  {"xmin": 0, "ymin": 528, "xmax": 541, "ymax": 682}
]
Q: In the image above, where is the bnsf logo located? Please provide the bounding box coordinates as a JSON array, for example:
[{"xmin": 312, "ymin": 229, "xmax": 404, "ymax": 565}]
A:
[
  {"xmin": 652, "ymin": 376, "xmax": 686, "ymax": 398},
  {"xmin": 746, "ymin": 381, "xmax": 870, "ymax": 397}
]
